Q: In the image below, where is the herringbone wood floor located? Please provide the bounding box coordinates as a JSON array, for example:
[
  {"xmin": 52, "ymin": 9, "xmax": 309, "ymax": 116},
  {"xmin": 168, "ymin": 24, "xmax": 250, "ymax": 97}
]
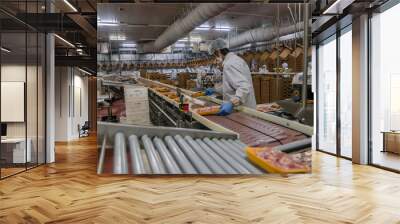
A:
[{"xmin": 0, "ymin": 136, "xmax": 400, "ymax": 224}]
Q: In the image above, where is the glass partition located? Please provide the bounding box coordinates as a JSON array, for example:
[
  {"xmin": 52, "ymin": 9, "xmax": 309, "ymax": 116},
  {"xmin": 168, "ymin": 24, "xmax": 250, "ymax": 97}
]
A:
[
  {"xmin": 370, "ymin": 3, "xmax": 400, "ymax": 171},
  {"xmin": 317, "ymin": 35, "xmax": 337, "ymax": 154},
  {"xmin": 0, "ymin": 1, "xmax": 46, "ymax": 179},
  {"xmin": 339, "ymin": 27, "xmax": 352, "ymax": 158}
]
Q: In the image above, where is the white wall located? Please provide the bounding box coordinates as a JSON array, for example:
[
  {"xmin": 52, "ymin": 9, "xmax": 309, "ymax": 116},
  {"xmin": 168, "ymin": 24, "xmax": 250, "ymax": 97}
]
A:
[{"xmin": 54, "ymin": 67, "xmax": 89, "ymax": 141}]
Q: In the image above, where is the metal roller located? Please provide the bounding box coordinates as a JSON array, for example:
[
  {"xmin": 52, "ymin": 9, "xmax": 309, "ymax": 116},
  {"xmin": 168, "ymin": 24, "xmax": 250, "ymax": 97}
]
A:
[
  {"xmin": 142, "ymin": 135, "xmax": 167, "ymax": 174},
  {"xmin": 220, "ymin": 139, "xmax": 246, "ymax": 158},
  {"xmin": 174, "ymin": 135, "xmax": 212, "ymax": 174},
  {"xmin": 113, "ymin": 132, "xmax": 129, "ymax": 174},
  {"xmin": 212, "ymin": 138, "xmax": 263, "ymax": 174},
  {"xmin": 184, "ymin": 136, "xmax": 226, "ymax": 174},
  {"xmin": 128, "ymin": 135, "xmax": 146, "ymax": 174},
  {"xmin": 203, "ymin": 138, "xmax": 250, "ymax": 174},
  {"xmin": 228, "ymin": 139, "xmax": 247, "ymax": 152},
  {"xmin": 97, "ymin": 135, "xmax": 107, "ymax": 174},
  {"xmin": 273, "ymin": 138, "xmax": 312, "ymax": 153},
  {"xmin": 153, "ymin": 137, "xmax": 182, "ymax": 174},
  {"xmin": 195, "ymin": 139, "xmax": 237, "ymax": 174},
  {"xmin": 164, "ymin": 136, "xmax": 197, "ymax": 174},
  {"xmin": 234, "ymin": 140, "xmax": 247, "ymax": 148}
]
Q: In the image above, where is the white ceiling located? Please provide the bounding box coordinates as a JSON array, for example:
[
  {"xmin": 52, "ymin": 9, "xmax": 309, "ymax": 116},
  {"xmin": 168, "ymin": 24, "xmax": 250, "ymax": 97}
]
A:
[{"xmin": 98, "ymin": 3, "xmax": 302, "ymax": 48}]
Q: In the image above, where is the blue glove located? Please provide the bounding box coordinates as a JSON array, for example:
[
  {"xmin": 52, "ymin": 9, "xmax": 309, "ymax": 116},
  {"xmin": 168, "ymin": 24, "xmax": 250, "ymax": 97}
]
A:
[
  {"xmin": 204, "ymin": 88, "xmax": 215, "ymax": 96},
  {"xmin": 217, "ymin": 101, "xmax": 233, "ymax": 116}
]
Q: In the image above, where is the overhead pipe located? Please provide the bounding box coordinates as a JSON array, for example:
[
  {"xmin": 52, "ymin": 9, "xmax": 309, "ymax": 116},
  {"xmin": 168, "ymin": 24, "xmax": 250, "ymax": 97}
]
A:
[
  {"xmin": 226, "ymin": 22, "xmax": 304, "ymax": 49},
  {"xmin": 138, "ymin": 3, "xmax": 234, "ymax": 53}
]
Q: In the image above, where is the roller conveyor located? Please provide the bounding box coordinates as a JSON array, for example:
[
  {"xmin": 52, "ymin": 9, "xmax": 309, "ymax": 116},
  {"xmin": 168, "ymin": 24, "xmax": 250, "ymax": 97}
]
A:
[{"xmin": 98, "ymin": 122, "xmax": 265, "ymax": 175}]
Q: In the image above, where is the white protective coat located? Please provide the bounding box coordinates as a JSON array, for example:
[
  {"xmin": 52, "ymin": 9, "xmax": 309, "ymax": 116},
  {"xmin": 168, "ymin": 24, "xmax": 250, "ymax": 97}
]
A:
[{"xmin": 216, "ymin": 52, "xmax": 257, "ymax": 109}]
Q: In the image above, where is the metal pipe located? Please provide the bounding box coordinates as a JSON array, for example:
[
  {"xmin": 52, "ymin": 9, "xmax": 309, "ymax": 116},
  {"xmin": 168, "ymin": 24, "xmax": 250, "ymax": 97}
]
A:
[
  {"xmin": 212, "ymin": 139, "xmax": 263, "ymax": 174},
  {"xmin": 273, "ymin": 138, "xmax": 311, "ymax": 153},
  {"xmin": 138, "ymin": 3, "xmax": 234, "ymax": 53},
  {"xmin": 142, "ymin": 135, "xmax": 167, "ymax": 174},
  {"xmin": 184, "ymin": 136, "xmax": 226, "ymax": 174},
  {"xmin": 203, "ymin": 138, "xmax": 250, "ymax": 174},
  {"xmin": 128, "ymin": 135, "xmax": 146, "ymax": 174},
  {"xmin": 97, "ymin": 135, "xmax": 107, "ymax": 174},
  {"xmin": 153, "ymin": 137, "xmax": 182, "ymax": 174},
  {"xmin": 113, "ymin": 132, "xmax": 128, "ymax": 174},
  {"xmin": 195, "ymin": 139, "xmax": 237, "ymax": 174},
  {"xmin": 174, "ymin": 135, "xmax": 212, "ymax": 174},
  {"xmin": 220, "ymin": 139, "xmax": 246, "ymax": 158},
  {"xmin": 302, "ymin": 3, "xmax": 309, "ymax": 109},
  {"xmin": 164, "ymin": 136, "xmax": 197, "ymax": 174}
]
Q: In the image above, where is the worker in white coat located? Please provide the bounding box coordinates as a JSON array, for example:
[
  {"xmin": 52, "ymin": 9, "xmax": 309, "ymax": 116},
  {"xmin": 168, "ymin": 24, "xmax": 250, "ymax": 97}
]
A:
[{"xmin": 205, "ymin": 38, "xmax": 257, "ymax": 115}]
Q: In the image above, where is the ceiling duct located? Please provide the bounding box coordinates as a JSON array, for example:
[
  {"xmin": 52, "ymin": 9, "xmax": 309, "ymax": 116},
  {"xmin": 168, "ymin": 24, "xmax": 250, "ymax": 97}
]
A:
[
  {"xmin": 226, "ymin": 21, "xmax": 305, "ymax": 49},
  {"xmin": 137, "ymin": 3, "xmax": 234, "ymax": 53}
]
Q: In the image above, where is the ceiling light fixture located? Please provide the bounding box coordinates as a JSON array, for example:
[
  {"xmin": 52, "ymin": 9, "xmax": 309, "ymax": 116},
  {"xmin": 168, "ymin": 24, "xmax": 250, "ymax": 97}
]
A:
[
  {"xmin": 98, "ymin": 22, "xmax": 119, "ymax": 26},
  {"xmin": 54, "ymin": 34, "xmax": 75, "ymax": 48},
  {"xmin": 63, "ymin": 0, "xmax": 78, "ymax": 12},
  {"xmin": 195, "ymin": 26, "xmax": 210, "ymax": 31},
  {"xmin": 121, "ymin": 43, "xmax": 136, "ymax": 47},
  {"xmin": 1, "ymin": 47, "xmax": 11, "ymax": 53},
  {"xmin": 109, "ymin": 34, "xmax": 126, "ymax": 41},
  {"xmin": 213, "ymin": 27, "xmax": 231, "ymax": 32}
]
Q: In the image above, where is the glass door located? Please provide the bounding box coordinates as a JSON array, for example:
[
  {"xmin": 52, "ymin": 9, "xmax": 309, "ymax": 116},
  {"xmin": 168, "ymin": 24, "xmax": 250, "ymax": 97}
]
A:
[
  {"xmin": 339, "ymin": 26, "xmax": 352, "ymax": 158},
  {"xmin": 317, "ymin": 35, "xmax": 337, "ymax": 154},
  {"xmin": 370, "ymin": 2, "xmax": 400, "ymax": 171}
]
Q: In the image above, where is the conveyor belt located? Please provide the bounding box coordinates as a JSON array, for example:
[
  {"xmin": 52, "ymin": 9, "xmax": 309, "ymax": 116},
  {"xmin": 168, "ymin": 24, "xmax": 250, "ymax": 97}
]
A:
[
  {"xmin": 98, "ymin": 122, "xmax": 265, "ymax": 175},
  {"xmin": 206, "ymin": 112, "xmax": 307, "ymax": 147}
]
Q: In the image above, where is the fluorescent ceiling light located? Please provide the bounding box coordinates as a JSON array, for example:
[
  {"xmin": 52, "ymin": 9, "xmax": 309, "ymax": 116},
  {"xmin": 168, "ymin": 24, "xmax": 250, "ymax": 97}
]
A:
[
  {"xmin": 213, "ymin": 27, "xmax": 231, "ymax": 31},
  {"xmin": 178, "ymin": 37, "xmax": 202, "ymax": 42},
  {"xmin": 98, "ymin": 22, "xmax": 119, "ymax": 26},
  {"xmin": 122, "ymin": 43, "xmax": 136, "ymax": 47},
  {"xmin": 63, "ymin": 0, "xmax": 78, "ymax": 12},
  {"xmin": 110, "ymin": 34, "xmax": 126, "ymax": 41},
  {"xmin": 195, "ymin": 26, "xmax": 210, "ymax": 31},
  {"xmin": 119, "ymin": 48, "xmax": 136, "ymax": 51},
  {"xmin": 1, "ymin": 47, "xmax": 11, "ymax": 53},
  {"xmin": 54, "ymin": 34, "xmax": 75, "ymax": 48},
  {"xmin": 78, "ymin": 67, "xmax": 93, "ymax": 76}
]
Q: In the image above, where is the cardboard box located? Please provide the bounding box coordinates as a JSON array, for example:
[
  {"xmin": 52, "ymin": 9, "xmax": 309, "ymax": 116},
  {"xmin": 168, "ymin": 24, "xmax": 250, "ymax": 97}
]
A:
[
  {"xmin": 252, "ymin": 75, "xmax": 261, "ymax": 104},
  {"xmin": 260, "ymin": 77, "xmax": 271, "ymax": 103}
]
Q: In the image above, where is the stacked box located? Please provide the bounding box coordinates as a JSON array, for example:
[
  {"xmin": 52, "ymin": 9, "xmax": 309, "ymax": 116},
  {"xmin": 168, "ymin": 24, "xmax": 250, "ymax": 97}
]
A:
[
  {"xmin": 186, "ymin": 80, "xmax": 197, "ymax": 90},
  {"xmin": 178, "ymin": 73, "xmax": 191, "ymax": 88},
  {"xmin": 252, "ymin": 75, "xmax": 261, "ymax": 104},
  {"xmin": 124, "ymin": 86, "xmax": 150, "ymax": 125},
  {"xmin": 260, "ymin": 76, "xmax": 271, "ymax": 103}
]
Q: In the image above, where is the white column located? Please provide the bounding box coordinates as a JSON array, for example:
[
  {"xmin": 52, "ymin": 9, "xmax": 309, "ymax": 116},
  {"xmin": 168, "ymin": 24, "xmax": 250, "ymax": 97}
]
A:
[
  {"xmin": 46, "ymin": 1, "xmax": 55, "ymax": 163},
  {"xmin": 352, "ymin": 14, "xmax": 369, "ymax": 164}
]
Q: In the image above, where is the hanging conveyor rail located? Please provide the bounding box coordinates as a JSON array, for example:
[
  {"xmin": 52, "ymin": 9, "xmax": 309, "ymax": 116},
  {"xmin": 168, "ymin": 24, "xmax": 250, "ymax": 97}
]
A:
[{"xmin": 97, "ymin": 122, "xmax": 264, "ymax": 175}]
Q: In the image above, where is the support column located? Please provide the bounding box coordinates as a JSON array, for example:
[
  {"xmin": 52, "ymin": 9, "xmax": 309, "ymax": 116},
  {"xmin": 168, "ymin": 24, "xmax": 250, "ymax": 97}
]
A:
[
  {"xmin": 46, "ymin": 1, "xmax": 55, "ymax": 163},
  {"xmin": 352, "ymin": 14, "xmax": 369, "ymax": 164}
]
